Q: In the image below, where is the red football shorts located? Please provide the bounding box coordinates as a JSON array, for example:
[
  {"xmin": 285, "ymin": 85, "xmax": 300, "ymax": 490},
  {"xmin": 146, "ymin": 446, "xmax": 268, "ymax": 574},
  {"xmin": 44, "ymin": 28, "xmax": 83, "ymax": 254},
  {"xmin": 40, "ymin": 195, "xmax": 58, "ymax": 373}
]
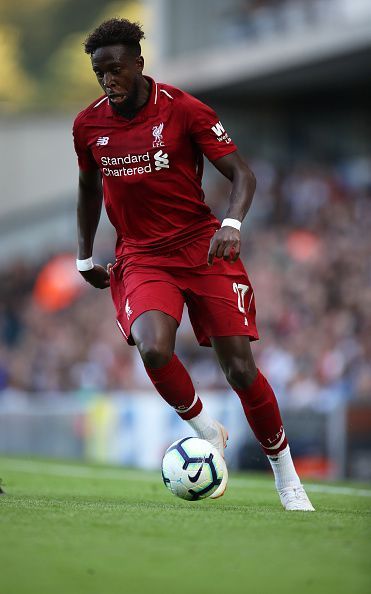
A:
[{"xmin": 110, "ymin": 231, "xmax": 259, "ymax": 347}]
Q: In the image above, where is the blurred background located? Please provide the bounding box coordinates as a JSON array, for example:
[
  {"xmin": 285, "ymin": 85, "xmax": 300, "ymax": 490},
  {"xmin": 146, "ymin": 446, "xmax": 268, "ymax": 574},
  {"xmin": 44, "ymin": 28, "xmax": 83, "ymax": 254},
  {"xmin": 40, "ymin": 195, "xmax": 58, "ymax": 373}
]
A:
[{"xmin": 1, "ymin": 0, "xmax": 370, "ymax": 480}]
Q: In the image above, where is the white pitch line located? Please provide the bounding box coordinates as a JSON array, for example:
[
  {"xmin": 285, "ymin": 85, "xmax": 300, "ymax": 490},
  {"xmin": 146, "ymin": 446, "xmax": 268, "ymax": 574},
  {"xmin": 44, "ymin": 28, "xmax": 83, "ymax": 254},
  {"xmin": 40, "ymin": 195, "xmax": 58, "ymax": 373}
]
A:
[
  {"xmin": 0, "ymin": 459, "xmax": 155, "ymax": 482},
  {"xmin": 303, "ymin": 484, "xmax": 371, "ymax": 497},
  {"xmin": 229, "ymin": 476, "xmax": 371, "ymax": 497},
  {"xmin": 1, "ymin": 458, "xmax": 371, "ymax": 497}
]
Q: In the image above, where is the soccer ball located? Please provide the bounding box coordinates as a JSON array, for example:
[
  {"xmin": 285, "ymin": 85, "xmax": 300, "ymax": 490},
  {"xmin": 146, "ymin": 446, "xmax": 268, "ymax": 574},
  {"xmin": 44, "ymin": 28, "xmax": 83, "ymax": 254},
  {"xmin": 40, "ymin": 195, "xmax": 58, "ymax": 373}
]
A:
[{"xmin": 161, "ymin": 437, "xmax": 225, "ymax": 501}]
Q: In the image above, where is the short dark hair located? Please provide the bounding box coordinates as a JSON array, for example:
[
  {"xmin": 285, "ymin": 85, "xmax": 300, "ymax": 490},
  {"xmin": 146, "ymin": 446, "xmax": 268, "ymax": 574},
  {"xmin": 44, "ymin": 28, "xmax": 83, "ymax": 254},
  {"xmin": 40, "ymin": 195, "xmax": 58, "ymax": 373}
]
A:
[{"xmin": 84, "ymin": 18, "xmax": 145, "ymax": 56}]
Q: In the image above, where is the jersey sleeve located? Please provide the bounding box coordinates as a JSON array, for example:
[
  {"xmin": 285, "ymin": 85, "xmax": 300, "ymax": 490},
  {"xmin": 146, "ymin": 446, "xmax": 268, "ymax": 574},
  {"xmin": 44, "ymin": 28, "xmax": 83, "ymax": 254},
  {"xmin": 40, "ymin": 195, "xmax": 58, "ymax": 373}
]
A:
[
  {"xmin": 72, "ymin": 118, "xmax": 98, "ymax": 171},
  {"xmin": 184, "ymin": 95, "xmax": 237, "ymax": 162}
]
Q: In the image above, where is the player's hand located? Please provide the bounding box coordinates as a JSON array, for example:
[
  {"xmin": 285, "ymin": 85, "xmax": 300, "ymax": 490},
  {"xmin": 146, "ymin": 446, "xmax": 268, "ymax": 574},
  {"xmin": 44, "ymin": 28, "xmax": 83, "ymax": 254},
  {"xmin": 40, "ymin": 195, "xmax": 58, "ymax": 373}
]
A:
[
  {"xmin": 207, "ymin": 227, "xmax": 241, "ymax": 266},
  {"xmin": 79, "ymin": 263, "xmax": 112, "ymax": 289}
]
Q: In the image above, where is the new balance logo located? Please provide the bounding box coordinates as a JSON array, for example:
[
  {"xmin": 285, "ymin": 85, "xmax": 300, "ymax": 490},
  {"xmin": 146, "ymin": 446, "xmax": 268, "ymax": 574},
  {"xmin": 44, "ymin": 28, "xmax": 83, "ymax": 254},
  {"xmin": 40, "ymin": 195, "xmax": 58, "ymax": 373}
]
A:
[
  {"xmin": 154, "ymin": 149, "xmax": 169, "ymax": 170},
  {"xmin": 211, "ymin": 121, "xmax": 232, "ymax": 144},
  {"xmin": 96, "ymin": 136, "xmax": 109, "ymax": 146}
]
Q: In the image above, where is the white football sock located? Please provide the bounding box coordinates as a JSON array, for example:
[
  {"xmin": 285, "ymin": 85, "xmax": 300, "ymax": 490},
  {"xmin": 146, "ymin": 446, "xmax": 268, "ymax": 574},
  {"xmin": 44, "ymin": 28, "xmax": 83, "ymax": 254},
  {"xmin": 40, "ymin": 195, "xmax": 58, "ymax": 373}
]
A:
[
  {"xmin": 186, "ymin": 407, "xmax": 219, "ymax": 443},
  {"xmin": 268, "ymin": 445, "xmax": 301, "ymax": 491}
]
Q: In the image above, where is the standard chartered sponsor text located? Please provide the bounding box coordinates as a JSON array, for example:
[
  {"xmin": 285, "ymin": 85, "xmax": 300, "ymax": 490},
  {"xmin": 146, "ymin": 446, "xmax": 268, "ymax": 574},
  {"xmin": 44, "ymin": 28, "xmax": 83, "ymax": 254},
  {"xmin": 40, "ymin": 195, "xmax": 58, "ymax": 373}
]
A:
[{"xmin": 101, "ymin": 151, "xmax": 151, "ymax": 177}]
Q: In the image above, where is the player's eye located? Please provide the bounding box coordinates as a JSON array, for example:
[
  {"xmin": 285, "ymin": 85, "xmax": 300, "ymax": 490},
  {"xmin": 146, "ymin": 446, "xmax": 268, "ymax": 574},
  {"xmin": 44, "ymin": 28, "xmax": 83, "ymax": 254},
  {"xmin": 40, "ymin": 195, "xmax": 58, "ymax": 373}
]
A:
[
  {"xmin": 111, "ymin": 68, "xmax": 121, "ymax": 75},
  {"xmin": 94, "ymin": 71, "xmax": 103, "ymax": 79}
]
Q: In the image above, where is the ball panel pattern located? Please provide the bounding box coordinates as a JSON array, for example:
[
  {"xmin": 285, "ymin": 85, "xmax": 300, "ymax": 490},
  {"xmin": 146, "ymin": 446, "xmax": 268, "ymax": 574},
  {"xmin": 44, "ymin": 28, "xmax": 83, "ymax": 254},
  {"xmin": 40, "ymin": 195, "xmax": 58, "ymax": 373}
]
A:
[{"xmin": 162, "ymin": 437, "xmax": 224, "ymax": 501}]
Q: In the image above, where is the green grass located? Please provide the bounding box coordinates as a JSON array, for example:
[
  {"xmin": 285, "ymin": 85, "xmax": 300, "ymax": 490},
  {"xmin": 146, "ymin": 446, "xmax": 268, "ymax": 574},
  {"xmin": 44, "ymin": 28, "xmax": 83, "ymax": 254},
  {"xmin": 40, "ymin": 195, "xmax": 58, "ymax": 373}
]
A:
[{"xmin": 1, "ymin": 456, "xmax": 370, "ymax": 594}]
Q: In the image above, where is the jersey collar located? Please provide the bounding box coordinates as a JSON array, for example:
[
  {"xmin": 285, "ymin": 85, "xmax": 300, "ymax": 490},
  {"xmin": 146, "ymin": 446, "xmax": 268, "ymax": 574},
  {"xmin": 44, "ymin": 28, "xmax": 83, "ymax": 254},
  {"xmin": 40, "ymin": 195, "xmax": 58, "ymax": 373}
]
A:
[{"xmin": 106, "ymin": 76, "xmax": 159, "ymax": 122}]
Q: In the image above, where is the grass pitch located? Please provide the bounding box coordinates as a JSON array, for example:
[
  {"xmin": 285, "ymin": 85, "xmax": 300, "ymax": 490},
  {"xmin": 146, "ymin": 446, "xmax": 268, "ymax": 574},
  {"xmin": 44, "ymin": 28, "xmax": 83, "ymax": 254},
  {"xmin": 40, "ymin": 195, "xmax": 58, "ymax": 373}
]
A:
[{"xmin": 1, "ymin": 456, "xmax": 370, "ymax": 594}]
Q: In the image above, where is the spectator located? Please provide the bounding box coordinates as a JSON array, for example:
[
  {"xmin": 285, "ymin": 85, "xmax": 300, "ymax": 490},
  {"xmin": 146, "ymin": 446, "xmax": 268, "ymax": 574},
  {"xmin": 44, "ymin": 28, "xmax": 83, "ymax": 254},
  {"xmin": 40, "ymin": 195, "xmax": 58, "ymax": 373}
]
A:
[{"xmin": 0, "ymin": 156, "xmax": 370, "ymax": 409}]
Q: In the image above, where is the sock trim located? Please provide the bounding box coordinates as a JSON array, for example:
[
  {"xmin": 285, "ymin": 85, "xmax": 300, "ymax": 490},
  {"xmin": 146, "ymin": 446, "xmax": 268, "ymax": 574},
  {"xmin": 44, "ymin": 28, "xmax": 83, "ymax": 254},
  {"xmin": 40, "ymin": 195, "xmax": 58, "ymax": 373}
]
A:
[
  {"xmin": 261, "ymin": 429, "xmax": 286, "ymax": 451},
  {"xmin": 174, "ymin": 393, "xmax": 198, "ymax": 414}
]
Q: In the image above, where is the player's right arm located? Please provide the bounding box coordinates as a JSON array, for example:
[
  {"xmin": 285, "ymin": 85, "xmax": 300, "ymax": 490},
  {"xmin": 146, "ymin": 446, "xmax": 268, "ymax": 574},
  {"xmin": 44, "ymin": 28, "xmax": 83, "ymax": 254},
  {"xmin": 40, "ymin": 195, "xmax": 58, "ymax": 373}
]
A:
[{"xmin": 77, "ymin": 168, "xmax": 111, "ymax": 289}]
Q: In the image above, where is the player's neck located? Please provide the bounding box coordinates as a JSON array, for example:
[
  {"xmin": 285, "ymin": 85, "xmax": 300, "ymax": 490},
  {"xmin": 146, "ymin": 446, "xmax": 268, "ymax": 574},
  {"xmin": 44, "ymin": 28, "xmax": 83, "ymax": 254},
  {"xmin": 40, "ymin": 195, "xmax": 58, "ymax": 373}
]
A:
[{"xmin": 110, "ymin": 76, "xmax": 151, "ymax": 120}]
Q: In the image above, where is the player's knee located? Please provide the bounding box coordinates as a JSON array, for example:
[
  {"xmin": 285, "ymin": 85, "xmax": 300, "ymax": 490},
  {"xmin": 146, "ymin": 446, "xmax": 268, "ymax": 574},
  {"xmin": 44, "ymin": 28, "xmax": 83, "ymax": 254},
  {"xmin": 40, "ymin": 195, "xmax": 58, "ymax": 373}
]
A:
[
  {"xmin": 224, "ymin": 359, "xmax": 256, "ymax": 390},
  {"xmin": 138, "ymin": 342, "xmax": 173, "ymax": 369}
]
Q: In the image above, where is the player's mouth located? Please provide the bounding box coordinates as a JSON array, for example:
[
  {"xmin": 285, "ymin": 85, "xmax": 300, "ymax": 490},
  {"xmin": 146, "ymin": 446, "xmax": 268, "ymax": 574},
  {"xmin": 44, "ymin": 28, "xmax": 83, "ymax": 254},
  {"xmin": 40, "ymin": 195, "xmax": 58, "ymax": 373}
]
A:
[{"xmin": 107, "ymin": 93, "xmax": 127, "ymax": 104}]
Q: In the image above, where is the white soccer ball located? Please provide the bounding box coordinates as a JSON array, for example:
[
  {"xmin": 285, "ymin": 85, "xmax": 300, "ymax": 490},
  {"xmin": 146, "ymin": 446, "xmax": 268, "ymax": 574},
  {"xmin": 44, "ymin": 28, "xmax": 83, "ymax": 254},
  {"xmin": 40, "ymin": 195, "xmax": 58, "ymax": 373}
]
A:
[{"xmin": 161, "ymin": 437, "xmax": 225, "ymax": 500}]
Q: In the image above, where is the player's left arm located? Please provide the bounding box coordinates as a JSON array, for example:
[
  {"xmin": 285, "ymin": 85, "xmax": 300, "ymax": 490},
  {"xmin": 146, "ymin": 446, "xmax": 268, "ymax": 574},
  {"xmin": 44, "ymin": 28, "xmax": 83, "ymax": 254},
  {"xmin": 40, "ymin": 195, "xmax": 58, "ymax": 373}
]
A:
[{"xmin": 207, "ymin": 151, "xmax": 256, "ymax": 266}]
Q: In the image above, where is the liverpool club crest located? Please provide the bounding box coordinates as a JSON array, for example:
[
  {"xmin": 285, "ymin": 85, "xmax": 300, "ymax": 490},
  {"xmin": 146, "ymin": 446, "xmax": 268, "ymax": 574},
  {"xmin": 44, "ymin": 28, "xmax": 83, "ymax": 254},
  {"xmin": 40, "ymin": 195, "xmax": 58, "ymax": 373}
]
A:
[{"xmin": 152, "ymin": 122, "xmax": 165, "ymax": 147}]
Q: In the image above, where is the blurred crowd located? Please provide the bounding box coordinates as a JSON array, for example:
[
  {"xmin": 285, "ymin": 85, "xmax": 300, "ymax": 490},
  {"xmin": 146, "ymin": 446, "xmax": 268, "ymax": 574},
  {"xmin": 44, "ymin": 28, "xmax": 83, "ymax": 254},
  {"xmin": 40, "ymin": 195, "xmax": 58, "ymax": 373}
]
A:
[
  {"xmin": 223, "ymin": 0, "xmax": 371, "ymax": 43},
  {"xmin": 0, "ymin": 155, "xmax": 370, "ymax": 410}
]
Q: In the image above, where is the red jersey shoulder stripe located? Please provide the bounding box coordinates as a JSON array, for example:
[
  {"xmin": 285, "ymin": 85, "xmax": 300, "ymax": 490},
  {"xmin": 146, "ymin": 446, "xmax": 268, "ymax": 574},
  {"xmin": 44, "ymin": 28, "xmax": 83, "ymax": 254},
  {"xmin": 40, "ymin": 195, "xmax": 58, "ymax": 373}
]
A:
[
  {"xmin": 93, "ymin": 96, "xmax": 109, "ymax": 108},
  {"xmin": 160, "ymin": 89, "xmax": 174, "ymax": 100}
]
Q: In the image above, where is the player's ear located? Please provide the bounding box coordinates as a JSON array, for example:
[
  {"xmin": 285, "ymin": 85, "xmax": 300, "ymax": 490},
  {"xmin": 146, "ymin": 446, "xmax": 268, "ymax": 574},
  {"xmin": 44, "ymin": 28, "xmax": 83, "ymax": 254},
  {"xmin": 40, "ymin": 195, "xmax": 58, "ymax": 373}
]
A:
[{"xmin": 136, "ymin": 55, "xmax": 144, "ymax": 72}]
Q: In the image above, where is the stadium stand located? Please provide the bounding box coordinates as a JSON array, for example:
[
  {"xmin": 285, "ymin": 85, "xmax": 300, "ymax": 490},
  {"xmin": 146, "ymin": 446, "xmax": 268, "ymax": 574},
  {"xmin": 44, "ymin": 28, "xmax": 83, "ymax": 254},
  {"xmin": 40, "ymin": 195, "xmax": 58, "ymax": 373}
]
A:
[{"xmin": 1, "ymin": 156, "xmax": 370, "ymax": 410}]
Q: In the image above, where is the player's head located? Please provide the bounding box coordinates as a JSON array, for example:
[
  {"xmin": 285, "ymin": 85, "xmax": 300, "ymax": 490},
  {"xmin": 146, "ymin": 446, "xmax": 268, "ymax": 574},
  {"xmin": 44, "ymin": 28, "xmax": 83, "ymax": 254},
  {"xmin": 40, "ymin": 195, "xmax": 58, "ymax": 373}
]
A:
[{"xmin": 84, "ymin": 18, "xmax": 145, "ymax": 108}]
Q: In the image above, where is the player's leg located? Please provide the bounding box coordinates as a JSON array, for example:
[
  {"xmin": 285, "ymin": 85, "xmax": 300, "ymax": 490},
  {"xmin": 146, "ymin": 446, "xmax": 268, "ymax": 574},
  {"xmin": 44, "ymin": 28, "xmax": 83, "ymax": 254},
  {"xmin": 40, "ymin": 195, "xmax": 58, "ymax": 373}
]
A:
[
  {"xmin": 111, "ymin": 257, "xmax": 226, "ymax": 460},
  {"xmin": 131, "ymin": 309, "xmax": 200, "ymax": 415},
  {"xmin": 181, "ymin": 235, "xmax": 314, "ymax": 509},
  {"xmin": 211, "ymin": 335, "xmax": 314, "ymax": 511},
  {"xmin": 131, "ymin": 310, "xmax": 227, "ymax": 453}
]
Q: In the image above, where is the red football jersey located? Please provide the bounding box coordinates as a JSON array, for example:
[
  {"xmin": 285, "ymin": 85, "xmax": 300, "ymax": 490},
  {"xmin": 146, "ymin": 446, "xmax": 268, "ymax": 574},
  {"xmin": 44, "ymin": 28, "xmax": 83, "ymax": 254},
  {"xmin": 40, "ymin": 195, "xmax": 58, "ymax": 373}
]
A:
[{"xmin": 73, "ymin": 77, "xmax": 237, "ymax": 257}]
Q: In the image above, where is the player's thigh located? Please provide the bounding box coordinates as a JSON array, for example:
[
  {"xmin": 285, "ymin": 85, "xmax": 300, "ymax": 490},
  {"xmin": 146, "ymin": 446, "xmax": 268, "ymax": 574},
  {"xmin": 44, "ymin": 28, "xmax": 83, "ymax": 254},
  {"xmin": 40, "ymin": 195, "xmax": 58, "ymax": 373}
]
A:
[
  {"xmin": 131, "ymin": 309, "xmax": 179, "ymax": 355},
  {"xmin": 111, "ymin": 257, "xmax": 184, "ymax": 354}
]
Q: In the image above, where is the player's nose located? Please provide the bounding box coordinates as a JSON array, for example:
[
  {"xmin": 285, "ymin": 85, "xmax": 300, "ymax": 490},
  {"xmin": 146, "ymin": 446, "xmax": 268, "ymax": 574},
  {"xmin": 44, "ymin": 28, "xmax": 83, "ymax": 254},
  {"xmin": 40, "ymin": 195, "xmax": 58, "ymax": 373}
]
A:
[{"xmin": 103, "ymin": 73, "xmax": 115, "ymax": 89}]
